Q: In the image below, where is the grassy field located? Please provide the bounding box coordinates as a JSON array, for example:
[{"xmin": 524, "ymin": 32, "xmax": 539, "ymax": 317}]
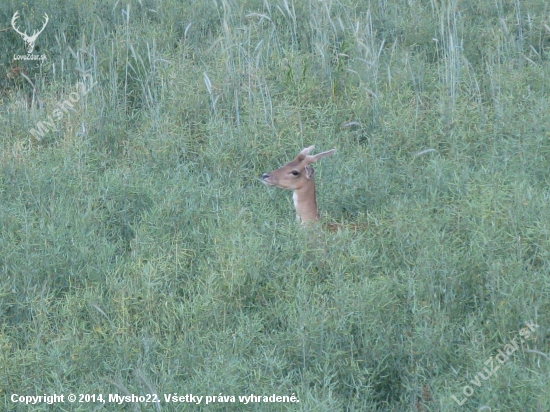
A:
[{"xmin": 1, "ymin": 0, "xmax": 549, "ymax": 410}]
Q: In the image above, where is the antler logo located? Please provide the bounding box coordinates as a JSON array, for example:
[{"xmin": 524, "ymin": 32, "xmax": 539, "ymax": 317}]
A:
[{"xmin": 11, "ymin": 11, "xmax": 49, "ymax": 54}]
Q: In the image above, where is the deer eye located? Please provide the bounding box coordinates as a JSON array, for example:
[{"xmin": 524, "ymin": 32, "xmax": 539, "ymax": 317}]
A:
[{"xmin": 290, "ymin": 170, "xmax": 299, "ymax": 176}]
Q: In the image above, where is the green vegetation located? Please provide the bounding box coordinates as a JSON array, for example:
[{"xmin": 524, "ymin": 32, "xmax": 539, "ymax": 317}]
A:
[{"xmin": 1, "ymin": 0, "xmax": 549, "ymax": 410}]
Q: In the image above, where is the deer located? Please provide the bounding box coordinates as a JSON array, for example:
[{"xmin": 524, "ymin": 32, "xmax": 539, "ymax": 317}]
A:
[
  {"xmin": 11, "ymin": 11, "xmax": 49, "ymax": 54},
  {"xmin": 262, "ymin": 146, "xmax": 335, "ymax": 225}
]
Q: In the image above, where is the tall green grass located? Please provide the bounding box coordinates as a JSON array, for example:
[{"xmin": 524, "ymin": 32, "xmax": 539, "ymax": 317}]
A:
[{"xmin": 1, "ymin": 0, "xmax": 549, "ymax": 410}]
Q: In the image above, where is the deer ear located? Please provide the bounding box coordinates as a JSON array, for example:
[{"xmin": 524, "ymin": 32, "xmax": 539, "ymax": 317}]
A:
[{"xmin": 304, "ymin": 165, "xmax": 315, "ymax": 179}]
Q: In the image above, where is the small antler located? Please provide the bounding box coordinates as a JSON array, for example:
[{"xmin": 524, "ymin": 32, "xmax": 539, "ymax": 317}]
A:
[{"xmin": 300, "ymin": 146, "xmax": 336, "ymax": 165}]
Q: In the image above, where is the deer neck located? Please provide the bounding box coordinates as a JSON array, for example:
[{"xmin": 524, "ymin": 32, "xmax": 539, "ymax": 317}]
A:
[{"xmin": 292, "ymin": 180, "xmax": 319, "ymax": 223}]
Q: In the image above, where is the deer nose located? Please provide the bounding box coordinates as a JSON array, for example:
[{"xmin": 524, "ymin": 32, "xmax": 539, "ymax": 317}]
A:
[{"xmin": 262, "ymin": 173, "xmax": 269, "ymax": 180}]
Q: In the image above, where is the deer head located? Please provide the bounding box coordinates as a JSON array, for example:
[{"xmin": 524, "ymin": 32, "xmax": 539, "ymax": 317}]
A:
[{"xmin": 262, "ymin": 146, "xmax": 335, "ymax": 223}]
